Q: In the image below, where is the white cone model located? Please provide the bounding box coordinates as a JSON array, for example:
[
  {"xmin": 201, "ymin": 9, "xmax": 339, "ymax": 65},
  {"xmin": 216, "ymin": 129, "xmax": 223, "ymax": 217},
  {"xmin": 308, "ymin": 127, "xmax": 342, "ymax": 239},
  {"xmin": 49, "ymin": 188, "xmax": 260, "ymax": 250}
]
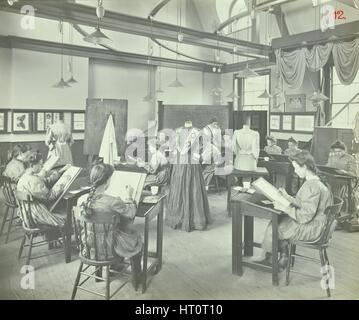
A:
[{"xmin": 99, "ymin": 114, "xmax": 118, "ymax": 165}]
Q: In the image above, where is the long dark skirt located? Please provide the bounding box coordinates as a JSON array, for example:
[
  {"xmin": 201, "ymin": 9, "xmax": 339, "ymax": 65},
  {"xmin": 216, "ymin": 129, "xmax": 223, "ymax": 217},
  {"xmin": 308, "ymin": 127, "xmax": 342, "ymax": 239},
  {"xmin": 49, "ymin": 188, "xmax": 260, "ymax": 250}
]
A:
[{"xmin": 166, "ymin": 164, "xmax": 211, "ymax": 232}]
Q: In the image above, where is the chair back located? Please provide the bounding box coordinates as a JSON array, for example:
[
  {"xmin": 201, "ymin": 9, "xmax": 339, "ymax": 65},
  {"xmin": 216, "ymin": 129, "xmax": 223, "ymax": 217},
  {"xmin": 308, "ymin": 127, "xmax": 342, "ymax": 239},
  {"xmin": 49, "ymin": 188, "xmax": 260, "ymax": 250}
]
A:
[
  {"xmin": 15, "ymin": 191, "xmax": 37, "ymax": 229},
  {"xmin": 73, "ymin": 207, "xmax": 119, "ymax": 262},
  {"xmin": 314, "ymin": 197, "xmax": 343, "ymax": 245},
  {"xmin": 0, "ymin": 175, "xmax": 17, "ymax": 207}
]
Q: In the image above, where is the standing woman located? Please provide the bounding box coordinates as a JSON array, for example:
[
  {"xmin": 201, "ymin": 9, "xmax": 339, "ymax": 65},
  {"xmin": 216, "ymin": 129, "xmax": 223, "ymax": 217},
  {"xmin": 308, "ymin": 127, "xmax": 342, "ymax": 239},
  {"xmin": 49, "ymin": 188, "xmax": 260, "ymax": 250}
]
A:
[
  {"xmin": 76, "ymin": 162, "xmax": 143, "ymax": 290},
  {"xmin": 3, "ymin": 144, "xmax": 30, "ymax": 183},
  {"xmin": 257, "ymin": 150, "xmax": 333, "ymax": 269},
  {"xmin": 166, "ymin": 120, "xmax": 211, "ymax": 232},
  {"xmin": 46, "ymin": 120, "xmax": 74, "ymax": 167}
]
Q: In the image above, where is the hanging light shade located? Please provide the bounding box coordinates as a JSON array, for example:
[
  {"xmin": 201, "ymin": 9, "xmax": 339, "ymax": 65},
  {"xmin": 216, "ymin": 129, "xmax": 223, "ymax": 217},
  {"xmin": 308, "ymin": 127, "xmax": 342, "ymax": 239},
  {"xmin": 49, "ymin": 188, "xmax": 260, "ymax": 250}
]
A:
[
  {"xmin": 258, "ymin": 89, "xmax": 272, "ymax": 99},
  {"xmin": 143, "ymin": 94, "xmax": 155, "ymax": 102},
  {"xmin": 156, "ymin": 88, "xmax": 165, "ymax": 93},
  {"xmin": 210, "ymin": 87, "xmax": 223, "ymax": 97},
  {"xmin": 84, "ymin": 27, "xmax": 112, "ymax": 45},
  {"xmin": 53, "ymin": 77, "xmax": 71, "ymax": 88},
  {"xmin": 66, "ymin": 76, "xmax": 78, "ymax": 84},
  {"xmin": 238, "ymin": 64, "xmax": 258, "ymax": 78},
  {"xmin": 309, "ymin": 91, "xmax": 329, "ymax": 102},
  {"xmin": 169, "ymin": 78, "xmax": 184, "ymax": 88},
  {"xmin": 53, "ymin": 20, "xmax": 71, "ymax": 89},
  {"xmin": 227, "ymin": 91, "xmax": 239, "ymax": 99}
]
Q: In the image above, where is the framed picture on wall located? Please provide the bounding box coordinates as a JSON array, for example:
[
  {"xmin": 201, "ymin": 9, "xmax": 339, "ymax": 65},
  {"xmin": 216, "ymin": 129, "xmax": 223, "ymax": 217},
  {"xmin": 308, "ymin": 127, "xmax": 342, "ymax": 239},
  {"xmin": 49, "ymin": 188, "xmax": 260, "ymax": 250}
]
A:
[
  {"xmin": 12, "ymin": 111, "xmax": 32, "ymax": 133},
  {"xmin": 45, "ymin": 112, "xmax": 53, "ymax": 130},
  {"xmin": 72, "ymin": 111, "xmax": 85, "ymax": 132},
  {"xmin": 35, "ymin": 112, "xmax": 45, "ymax": 132},
  {"xmin": 285, "ymin": 94, "xmax": 306, "ymax": 113},
  {"xmin": 270, "ymin": 114, "xmax": 281, "ymax": 131},
  {"xmin": 282, "ymin": 115, "xmax": 293, "ymax": 131},
  {"xmin": 0, "ymin": 111, "xmax": 7, "ymax": 133},
  {"xmin": 294, "ymin": 115, "xmax": 315, "ymax": 132}
]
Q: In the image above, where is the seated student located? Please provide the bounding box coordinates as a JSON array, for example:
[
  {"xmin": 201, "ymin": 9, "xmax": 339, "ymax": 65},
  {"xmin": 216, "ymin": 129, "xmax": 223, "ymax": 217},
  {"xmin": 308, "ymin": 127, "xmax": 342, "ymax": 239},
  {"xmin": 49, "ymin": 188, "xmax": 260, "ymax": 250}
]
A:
[
  {"xmin": 264, "ymin": 135, "xmax": 282, "ymax": 155},
  {"xmin": 327, "ymin": 140, "xmax": 357, "ymax": 175},
  {"xmin": 136, "ymin": 141, "xmax": 170, "ymax": 188},
  {"xmin": 76, "ymin": 161, "xmax": 142, "ymax": 290},
  {"xmin": 326, "ymin": 140, "xmax": 357, "ymax": 213},
  {"xmin": 284, "ymin": 137, "xmax": 301, "ymax": 157},
  {"xmin": 16, "ymin": 151, "xmax": 70, "ymax": 228},
  {"xmin": 3, "ymin": 144, "xmax": 31, "ymax": 183},
  {"xmin": 284, "ymin": 137, "xmax": 302, "ymax": 195},
  {"xmin": 256, "ymin": 150, "xmax": 333, "ymax": 270}
]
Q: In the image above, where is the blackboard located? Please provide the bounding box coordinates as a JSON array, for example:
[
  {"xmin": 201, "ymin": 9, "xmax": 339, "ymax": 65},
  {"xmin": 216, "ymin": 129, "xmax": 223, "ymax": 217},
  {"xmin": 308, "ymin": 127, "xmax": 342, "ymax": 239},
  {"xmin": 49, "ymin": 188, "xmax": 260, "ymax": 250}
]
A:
[
  {"xmin": 158, "ymin": 101, "xmax": 233, "ymax": 130},
  {"xmin": 84, "ymin": 99, "xmax": 128, "ymax": 156}
]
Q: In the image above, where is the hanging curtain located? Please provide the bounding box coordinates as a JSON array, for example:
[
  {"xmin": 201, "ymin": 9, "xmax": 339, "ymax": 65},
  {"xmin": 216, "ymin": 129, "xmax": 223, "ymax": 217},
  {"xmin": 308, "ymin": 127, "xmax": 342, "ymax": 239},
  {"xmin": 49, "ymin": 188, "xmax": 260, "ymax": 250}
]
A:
[
  {"xmin": 305, "ymin": 42, "xmax": 333, "ymax": 72},
  {"xmin": 275, "ymin": 48, "xmax": 307, "ymax": 89},
  {"xmin": 332, "ymin": 38, "xmax": 359, "ymax": 85},
  {"xmin": 275, "ymin": 43, "xmax": 332, "ymax": 89}
]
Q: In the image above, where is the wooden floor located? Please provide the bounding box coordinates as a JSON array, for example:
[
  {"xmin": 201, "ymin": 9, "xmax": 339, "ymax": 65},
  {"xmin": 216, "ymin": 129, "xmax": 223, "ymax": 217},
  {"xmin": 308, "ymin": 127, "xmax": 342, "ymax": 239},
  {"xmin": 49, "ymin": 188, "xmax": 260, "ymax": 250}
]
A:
[{"xmin": 0, "ymin": 191, "xmax": 358, "ymax": 300}]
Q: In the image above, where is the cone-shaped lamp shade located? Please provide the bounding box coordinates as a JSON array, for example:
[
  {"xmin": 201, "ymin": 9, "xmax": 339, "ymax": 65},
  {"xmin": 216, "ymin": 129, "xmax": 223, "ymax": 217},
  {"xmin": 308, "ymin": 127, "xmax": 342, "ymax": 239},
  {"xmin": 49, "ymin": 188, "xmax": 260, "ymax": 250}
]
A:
[
  {"xmin": 258, "ymin": 89, "xmax": 272, "ymax": 99},
  {"xmin": 66, "ymin": 76, "xmax": 78, "ymax": 84},
  {"xmin": 210, "ymin": 87, "xmax": 223, "ymax": 96},
  {"xmin": 156, "ymin": 88, "xmax": 165, "ymax": 93},
  {"xmin": 239, "ymin": 65, "xmax": 259, "ymax": 78},
  {"xmin": 169, "ymin": 78, "xmax": 184, "ymax": 87},
  {"xmin": 227, "ymin": 91, "xmax": 239, "ymax": 99},
  {"xmin": 143, "ymin": 94, "xmax": 155, "ymax": 102},
  {"xmin": 84, "ymin": 27, "xmax": 112, "ymax": 45},
  {"xmin": 308, "ymin": 91, "xmax": 329, "ymax": 102},
  {"xmin": 53, "ymin": 77, "xmax": 71, "ymax": 88}
]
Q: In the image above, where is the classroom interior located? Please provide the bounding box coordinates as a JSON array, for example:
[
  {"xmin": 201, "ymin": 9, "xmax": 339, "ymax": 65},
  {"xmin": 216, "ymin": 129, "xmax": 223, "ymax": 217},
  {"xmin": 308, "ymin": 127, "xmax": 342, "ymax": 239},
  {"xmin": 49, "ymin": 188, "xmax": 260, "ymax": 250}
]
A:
[{"xmin": 0, "ymin": 0, "xmax": 359, "ymax": 300}]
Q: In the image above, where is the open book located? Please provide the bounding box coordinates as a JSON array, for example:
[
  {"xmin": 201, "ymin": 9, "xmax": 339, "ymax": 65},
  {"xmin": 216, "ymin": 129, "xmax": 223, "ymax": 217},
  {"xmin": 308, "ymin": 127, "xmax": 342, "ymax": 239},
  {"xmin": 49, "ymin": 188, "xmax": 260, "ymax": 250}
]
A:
[
  {"xmin": 104, "ymin": 170, "xmax": 147, "ymax": 206},
  {"xmin": 251, "ymin": 177, "xmax": 292, "ymax": 208},
  {"xmin": 49, "ymin": 166, "xmax": 82, "ymax": 212}
]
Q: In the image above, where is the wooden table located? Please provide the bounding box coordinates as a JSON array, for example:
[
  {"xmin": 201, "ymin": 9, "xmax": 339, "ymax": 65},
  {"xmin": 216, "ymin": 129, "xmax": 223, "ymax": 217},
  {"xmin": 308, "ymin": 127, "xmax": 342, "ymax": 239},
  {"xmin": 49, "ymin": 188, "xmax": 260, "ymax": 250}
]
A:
[
  {"xmin": 231, "ymin": 192, "xmax": 281, "ymax": 286},
  {"xmin": 60, "ymin": 176, "xmax": 166, "ymax": 293},
  {"xmin": 258, "ymin": 159, "xmax": 292, "ymax": 191},
  {"xmin": 226, "ymin": 167, "xmax": 269, "ymax": 216}
]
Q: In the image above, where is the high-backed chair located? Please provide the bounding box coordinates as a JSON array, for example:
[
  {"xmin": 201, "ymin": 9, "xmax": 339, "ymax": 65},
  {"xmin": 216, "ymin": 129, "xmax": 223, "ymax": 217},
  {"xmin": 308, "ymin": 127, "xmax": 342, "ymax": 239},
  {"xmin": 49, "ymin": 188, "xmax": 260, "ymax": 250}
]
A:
[
  {"xmin": 285, "ymin": 197, "xmax": 343, "ymax": 297},
  {"xmin": 71, "ymin": 209, "xmax": 133, "ymax": 300},
  {"xmin": 0, "ymin": 175, "xmax": 19, "ymax": 244},
  {"xmin": 15, "ymin": 191, "xmax": 66, "ymax": 266}
]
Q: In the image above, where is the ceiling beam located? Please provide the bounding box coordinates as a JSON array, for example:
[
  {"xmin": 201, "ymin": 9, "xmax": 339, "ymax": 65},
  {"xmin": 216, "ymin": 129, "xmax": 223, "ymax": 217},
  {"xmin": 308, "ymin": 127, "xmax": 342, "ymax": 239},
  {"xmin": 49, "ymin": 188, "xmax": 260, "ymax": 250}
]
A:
[
  {"xmin": 272, "ymin": 20, "xmax": 359, "ymax": 50},
  {"xmin": 0, "ymin": 0, "xmax": 270, "ymax": 58},
  {"xmin": 0, "ymin": 35, "xmax": 213, "ymax": 71},
  {"xmin": 223, "ymin": 58, "xmax": 275, "ymax": 73}
]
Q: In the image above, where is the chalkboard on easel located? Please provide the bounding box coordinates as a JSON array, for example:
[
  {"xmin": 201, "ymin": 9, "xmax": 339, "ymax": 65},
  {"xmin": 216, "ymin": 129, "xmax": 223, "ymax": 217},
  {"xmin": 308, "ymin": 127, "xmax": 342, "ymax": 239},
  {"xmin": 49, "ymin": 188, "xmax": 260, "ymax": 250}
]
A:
[
  {"xmin": 84, "ymin": 99, "xmax": 128, "ymax": 156},
  {"xmin": 158, "ymin": 101, "xmax": 233, "ymax": 130}
]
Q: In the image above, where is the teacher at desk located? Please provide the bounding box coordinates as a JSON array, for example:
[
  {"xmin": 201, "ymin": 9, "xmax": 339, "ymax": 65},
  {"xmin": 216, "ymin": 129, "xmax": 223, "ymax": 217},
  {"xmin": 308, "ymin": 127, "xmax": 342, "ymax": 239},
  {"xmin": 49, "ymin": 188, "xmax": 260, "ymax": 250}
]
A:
[{"xmin": 256, "ymin": 151, "xmax": 333, "ymax": 270}]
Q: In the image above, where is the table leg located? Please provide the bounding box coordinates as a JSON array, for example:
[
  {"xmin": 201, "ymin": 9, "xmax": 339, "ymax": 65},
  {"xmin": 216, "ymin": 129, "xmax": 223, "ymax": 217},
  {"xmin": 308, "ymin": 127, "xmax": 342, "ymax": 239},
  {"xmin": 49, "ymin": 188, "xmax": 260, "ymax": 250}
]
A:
[
  {"xmin": 142, "ymin": 215, "xmax": 150, "ymax": 293},
  {"xmin": 243, "ymin": 216, "xmax": 254, "ymax": 257},
  {"xmin": 156, "ymin": 200, "xmax": 164, "ymax": 272},
  {"xmin": 271, "ymin": 213, "xmax": 279, "ymax": 286},
  {"xmin": 64, "ymin": 201, "xmax": 73, "ymax": 264},
  {"xmin": 232, "ymin": 202, "xmax": 243, "ymax": 276},
  {"xmin": 227, "ymin": 176, "xmax": 231, "ymax": 216}
]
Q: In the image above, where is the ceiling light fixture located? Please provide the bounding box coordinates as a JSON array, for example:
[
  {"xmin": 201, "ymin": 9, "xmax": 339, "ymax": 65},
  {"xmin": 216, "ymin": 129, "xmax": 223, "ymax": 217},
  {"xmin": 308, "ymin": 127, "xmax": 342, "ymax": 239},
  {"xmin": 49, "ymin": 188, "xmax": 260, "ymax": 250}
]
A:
[
  {"xmin": 84, "ymin": 0, "xmax": 112, "ymax": 45},
  {"xmin": 53, "ymin": 21, "xmax": 71, "ymax": 89}
]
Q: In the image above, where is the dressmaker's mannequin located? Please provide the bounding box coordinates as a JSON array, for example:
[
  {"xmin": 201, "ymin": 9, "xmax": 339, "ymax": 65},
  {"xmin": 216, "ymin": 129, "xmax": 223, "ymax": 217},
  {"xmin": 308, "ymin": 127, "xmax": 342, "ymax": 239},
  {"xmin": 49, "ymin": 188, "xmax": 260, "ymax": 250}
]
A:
[{"xmin": 232, "ymin": 116, "xmax": 259, "ymax": 171}]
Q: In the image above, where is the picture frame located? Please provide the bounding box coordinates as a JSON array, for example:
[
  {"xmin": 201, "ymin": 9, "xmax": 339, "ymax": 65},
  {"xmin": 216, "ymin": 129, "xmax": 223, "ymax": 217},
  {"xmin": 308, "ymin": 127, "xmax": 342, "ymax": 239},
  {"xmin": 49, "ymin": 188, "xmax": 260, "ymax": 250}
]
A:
[
  {"xmin": 294, "ymin": 114, "xmax": 315, "ymax": 133},
  {"xmin": 72, "ymin": 111, "xmax": 85, "ymax": 132},
  {"xmin": 12, "ymin": 111, "xmax": 32, "ymax": 133},
  {"xmin": 285, "ymin": 94, "xmax": 306, "ymax": 113},
  {"xmin": 270, "ymin": 114, "xmax": 281, "ymax": 131},
  {"xmin": 282, "ymin": 115, "xmax": 293, "ymax": 131},
  {"xmin": 0, "ymin": 110, "xmax": 8, "ymax": 133},
  {"xmin": 35, "ymin": 112, "xmax": 45, "ymax": 132}
]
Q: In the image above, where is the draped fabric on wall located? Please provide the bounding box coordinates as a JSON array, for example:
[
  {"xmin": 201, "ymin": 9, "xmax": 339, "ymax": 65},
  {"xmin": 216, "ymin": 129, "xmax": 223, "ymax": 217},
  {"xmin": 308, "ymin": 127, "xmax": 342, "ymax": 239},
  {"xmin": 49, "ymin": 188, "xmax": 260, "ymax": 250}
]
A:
[
  {"xmin": 276, "ymin": 38, "xmax": 359, "ymax": 88},
  {"xmin": 332, "ymin": 38, "xmax": 359, "ymax": 85}
]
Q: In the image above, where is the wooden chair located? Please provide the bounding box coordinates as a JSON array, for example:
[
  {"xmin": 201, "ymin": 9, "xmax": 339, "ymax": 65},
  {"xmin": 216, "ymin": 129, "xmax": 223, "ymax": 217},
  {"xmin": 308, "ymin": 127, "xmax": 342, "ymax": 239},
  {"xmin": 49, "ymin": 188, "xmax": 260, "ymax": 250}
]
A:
[
  {"xmin": 0, "ymin": 175, "xmax": 19, "ymax": 244},
  {"xmin": 71, "ymin": 210, "xmax": 133, "ymax": 300},
  {"xmin": 285, "ymin": 197, "xmax": 343, "ymax": 297},
  {"xmin": 15, "ymin": 191, "xmax": 66, "ymax": 267}
]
